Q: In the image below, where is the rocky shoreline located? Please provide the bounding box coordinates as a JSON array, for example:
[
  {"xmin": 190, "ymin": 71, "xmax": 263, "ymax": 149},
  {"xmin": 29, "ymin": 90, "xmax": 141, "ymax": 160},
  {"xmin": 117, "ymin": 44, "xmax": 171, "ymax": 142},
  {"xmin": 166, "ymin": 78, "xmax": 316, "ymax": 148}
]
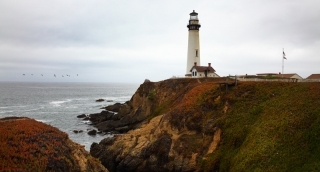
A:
[{"xmin": 77, "ymin": 101, "xmax": 144, "ymax": 135}]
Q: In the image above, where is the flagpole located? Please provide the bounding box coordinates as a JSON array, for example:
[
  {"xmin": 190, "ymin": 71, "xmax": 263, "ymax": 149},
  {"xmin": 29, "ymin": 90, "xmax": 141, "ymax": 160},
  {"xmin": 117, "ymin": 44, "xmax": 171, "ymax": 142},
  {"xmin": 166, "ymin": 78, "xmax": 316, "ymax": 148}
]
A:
[{"xmin": 282, "ymin": 48, "xmax": 284, "ymax": 78}]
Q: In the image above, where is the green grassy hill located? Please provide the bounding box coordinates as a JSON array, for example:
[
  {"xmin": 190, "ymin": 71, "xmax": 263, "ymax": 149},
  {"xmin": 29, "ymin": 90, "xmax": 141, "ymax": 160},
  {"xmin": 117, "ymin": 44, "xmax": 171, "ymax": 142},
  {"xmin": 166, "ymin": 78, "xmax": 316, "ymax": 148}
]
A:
[{"xmin": 169, "ymin": 81, "xmax": 320, "ymax": 171}]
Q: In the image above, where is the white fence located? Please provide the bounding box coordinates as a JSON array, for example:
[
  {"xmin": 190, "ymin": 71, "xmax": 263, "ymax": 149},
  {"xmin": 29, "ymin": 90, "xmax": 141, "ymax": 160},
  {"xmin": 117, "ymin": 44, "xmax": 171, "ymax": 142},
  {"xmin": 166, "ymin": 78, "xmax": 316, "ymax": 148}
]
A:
[
  {"xmin": 168, "ymin": 76, "xmax": 320, "ymax": 83},
  {"xmin": 235, "ymin": 78, "xmax": 320, "ymax": 82},
  {"xmin": 300, "ymin": 79, "xmax": 320, "ymax": 82}
]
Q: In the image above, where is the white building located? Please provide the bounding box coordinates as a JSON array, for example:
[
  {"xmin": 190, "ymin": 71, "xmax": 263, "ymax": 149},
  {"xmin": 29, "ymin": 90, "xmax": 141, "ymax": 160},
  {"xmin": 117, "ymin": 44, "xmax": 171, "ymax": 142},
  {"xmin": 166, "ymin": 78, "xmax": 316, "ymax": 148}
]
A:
[
  {"xmin": 305, "ymin": 74, "xmax": 320, "ymax": 82},
  {"xmin": 185, "ymin": 10, "xmax": 219, "ymax": 78},
  {"xmin": 185, "ymin": 10, "xmax": 201, "ymax": 77},
  {"xmin": 276, "ymin": 73, "xmax": 303, "ymax": 80},
  {"xmin": 190, "ymin": 62, "xmax": 219, "ymax": 78}
]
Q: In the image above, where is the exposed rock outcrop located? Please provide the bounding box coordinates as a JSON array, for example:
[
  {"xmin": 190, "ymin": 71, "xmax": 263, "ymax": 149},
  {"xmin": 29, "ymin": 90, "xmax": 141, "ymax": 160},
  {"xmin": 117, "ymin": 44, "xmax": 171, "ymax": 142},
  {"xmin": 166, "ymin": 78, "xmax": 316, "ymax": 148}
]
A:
[
  {"xmin": 77, "ymin": 114, "xmax": 87, "ymax": 118},
  {"xmin": 96, "ymin": 98, "xmax": 105, "ymax": 102},
  {"xmin": 90, "ymin": 78, "xmax": 227, "ymax": 172},
  {"xmin": 88, "ymin": 129, "xmax": 97, "ymax": 135},
  {"xmin": 83, "ymin": 81, "xmax": 159, "ymax": 133}
]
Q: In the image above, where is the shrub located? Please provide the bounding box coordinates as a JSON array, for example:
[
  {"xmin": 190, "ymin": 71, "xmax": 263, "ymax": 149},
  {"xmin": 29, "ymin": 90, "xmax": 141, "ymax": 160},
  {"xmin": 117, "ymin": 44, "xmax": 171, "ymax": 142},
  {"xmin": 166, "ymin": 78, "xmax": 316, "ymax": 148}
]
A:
[{"xmin": 148, "ymin": 89, "xmax": 155, "ymax": 100}]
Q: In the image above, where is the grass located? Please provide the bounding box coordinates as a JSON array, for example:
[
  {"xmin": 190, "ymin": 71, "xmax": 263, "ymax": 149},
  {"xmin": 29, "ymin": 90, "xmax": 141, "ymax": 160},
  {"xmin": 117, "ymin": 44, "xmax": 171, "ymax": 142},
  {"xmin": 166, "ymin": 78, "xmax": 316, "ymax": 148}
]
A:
[
  {"xmin": 0, "ymin": 117, "xmax": 79, "ymax": 171},
  {"xmin": 160, "ymin": 81, "xmax": 320, "ymax": 171},
  {"xmin": 200, "ymin": 82, "xmax": 320, "ymax": 171}
]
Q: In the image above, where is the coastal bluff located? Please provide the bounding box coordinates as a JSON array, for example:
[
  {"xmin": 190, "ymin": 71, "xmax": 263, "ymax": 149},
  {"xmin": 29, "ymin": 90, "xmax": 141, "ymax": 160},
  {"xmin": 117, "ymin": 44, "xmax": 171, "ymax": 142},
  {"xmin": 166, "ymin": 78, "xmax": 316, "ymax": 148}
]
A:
[
  {"xmin": 0, "ymin": 117, "xmax": 108, "ymax": 172},
  {"xmin": 90, "ymin": 78, "xmax": 320, "ymax": 172}
]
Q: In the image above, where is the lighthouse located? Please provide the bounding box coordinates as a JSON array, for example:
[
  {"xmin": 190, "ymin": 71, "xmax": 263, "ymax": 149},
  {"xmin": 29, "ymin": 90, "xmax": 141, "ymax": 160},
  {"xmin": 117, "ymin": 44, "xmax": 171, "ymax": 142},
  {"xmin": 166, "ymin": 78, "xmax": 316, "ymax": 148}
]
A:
[{"xmin": 185, "ymin": 10, "xmax": 201, "ymax": 76}]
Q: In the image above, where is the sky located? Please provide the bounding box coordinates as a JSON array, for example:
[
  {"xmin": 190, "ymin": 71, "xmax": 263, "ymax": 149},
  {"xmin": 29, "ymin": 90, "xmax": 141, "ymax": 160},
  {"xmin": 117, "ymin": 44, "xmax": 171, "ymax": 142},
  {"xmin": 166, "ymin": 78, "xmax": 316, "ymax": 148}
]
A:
[{"xmin": 1, "ymin": 0, "xmax": 319, "ymax": 83}]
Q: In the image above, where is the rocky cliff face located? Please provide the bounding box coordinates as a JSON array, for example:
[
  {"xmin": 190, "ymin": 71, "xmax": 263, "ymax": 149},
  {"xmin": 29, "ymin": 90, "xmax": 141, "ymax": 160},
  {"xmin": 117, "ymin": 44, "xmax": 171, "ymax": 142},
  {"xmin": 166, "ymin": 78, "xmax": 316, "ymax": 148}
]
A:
[
  {"xmin": 90, "ymin": 79, "xmax": 320, "ymax": 171},
  {"xmin": 84, "ymin": 78, "xmax": 219, "ymax": 134},
  {"xmin": 90, "ymin": 78, "xmax": 227, "ymax": 172}
]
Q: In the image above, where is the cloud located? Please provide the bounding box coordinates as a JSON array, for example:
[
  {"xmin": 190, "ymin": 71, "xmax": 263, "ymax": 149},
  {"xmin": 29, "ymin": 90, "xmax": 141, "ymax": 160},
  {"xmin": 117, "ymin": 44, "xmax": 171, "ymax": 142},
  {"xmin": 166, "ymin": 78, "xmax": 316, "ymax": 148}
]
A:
[{"xmin": 0, "ymin": 0, "xmax": 319, "ymax": 82}]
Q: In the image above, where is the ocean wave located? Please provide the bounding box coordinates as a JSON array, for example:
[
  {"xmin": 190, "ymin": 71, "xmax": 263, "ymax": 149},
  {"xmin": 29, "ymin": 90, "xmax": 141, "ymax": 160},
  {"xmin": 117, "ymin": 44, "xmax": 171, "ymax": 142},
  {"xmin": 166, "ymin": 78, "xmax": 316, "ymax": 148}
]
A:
[
  {"xmin": 65, "ymin": 105, "xmax": 78, "ymax": 109},
  {"xmin": 81, "ymin": 120, "xmax": 92, "ymax": 125},
  {"xmin": 49, "ymin": 99, "xmax": 72, "ymax": 107},
  {"xmin": 0, "ymin": 110, "xmax": 14, "ymax": 114},
  {"xmin": 0, "ymin": 105, "xmax": 27, "ymax": 109},
  {"xmin": 24, "ymin": 107, "xmax": 44, "ymax": 112},
  {"xmin": 36, "ymin": 119, "xmax": 53, "ymax": 123}
]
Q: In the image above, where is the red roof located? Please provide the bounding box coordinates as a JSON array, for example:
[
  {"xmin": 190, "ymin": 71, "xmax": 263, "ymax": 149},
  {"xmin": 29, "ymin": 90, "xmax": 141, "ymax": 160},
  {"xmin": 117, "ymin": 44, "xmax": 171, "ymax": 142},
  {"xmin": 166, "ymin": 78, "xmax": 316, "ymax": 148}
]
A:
[
  {"xmin": 276, "ymin": 73, "xmax": 298, "ymax": 78},
  {"xmin": 256, "ymin": 73, "xmax": 278, "ymax": 76},
  {"xmin": 306, "ymin": 74, "xmax": 320, "ymax": 79},
  {"xmin": 190, "ymin": 66, "xmax": 216, "ymax": 72}
]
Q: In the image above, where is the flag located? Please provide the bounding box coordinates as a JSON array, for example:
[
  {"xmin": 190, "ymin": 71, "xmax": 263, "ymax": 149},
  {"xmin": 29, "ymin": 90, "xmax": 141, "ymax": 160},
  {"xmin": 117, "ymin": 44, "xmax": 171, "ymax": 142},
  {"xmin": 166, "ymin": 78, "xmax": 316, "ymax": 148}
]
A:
[{"xmin": 283, "ymin": 51, "xmax": 287, "ymax": 60}]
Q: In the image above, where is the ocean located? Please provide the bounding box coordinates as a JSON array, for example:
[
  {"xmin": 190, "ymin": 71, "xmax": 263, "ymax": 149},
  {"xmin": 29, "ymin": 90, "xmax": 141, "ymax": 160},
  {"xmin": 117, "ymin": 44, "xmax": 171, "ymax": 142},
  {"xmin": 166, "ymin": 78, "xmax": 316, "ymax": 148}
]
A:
[{"xmin": 0, "ymin": 82, "xmax": 139, "ymax": 151}]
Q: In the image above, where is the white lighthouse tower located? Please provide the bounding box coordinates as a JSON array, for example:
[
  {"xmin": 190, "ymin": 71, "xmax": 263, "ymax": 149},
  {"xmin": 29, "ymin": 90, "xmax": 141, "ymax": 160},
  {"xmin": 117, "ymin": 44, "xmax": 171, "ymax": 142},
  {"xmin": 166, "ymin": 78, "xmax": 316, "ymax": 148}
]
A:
[{"xmin": 185, "ymin": 10, "xmax": 201, "ymax": 76}]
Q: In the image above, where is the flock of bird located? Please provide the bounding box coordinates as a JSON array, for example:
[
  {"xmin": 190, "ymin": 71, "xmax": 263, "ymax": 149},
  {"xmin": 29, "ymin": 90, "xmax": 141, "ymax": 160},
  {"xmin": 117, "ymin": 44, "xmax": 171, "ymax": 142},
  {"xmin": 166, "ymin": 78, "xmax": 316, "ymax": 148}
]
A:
[{"xmin": 22, "ymin": 74, "xmax": 78, "ymax": 77}]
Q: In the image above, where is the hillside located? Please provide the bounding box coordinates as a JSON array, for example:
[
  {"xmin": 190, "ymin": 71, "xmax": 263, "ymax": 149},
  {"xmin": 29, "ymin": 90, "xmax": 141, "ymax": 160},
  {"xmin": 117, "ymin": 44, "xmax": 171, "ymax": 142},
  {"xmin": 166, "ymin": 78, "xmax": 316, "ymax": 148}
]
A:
[
  {"xmin": 90, "ymin": 79, "xmax": 320, "ymax": 172},
  {"xmin": 0, "ymin": 117, "xmax": 107, "ymax": 172}
]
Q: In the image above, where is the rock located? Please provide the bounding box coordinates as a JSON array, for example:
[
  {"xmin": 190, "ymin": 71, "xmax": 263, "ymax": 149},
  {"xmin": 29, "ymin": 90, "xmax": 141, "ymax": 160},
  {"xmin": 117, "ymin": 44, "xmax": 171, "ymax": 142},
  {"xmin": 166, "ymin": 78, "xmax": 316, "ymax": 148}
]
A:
[
  {"xmin": 77, "ymin": 114, "xmax": 87, "ymax": 118},
  {"xmin": 83, "ymin": 117, "xmax": 90, "ymax": 120},
  {"xmin": 73, "ymin": 130, "xmax": 84, "ymax": 133},
  {"xmin": 88, "ymin": 129, "xmax": 97, "ymax": 135},
  {"xmin": 91, "ymin": 138, "xmax": 117, "ymax": 172},
  {"xmin": 95, "ymin": 120, "xmax": 120, "ymax": 132},
  {"xmin": 118, "ymin": 103, "xmax": 131, "ymax": 117},
  {"xmin": 144, "ymin": 79, "xmax": 151, "ymax": 83},
  {"xmin": 89, "ymin": 111, "xmax": 114, "ymax": 124},
  {"xmin": 107, "ymin": 100, "xmax": 113, "ymax": 102},
  {"xmin": 109, "ymin": 130, "xmax": 120, "ymax": 135},
  {"xmin": 114, "ymin": 126, "xmax": 130, "ymax": 133},
  {"xmin": 112, "ymin": 113, "xmax": 121, "ymax": 121},
  {"xmin": 96, "ymin": 99, "xmax": 105, "ymax": 102},
  {"xmin": 105, "ymin": 103, "xmax": 122, "ymax": 112},
  {"xmin": 91, "ymin": 128, "xmax": 173, "ymax": 172}
]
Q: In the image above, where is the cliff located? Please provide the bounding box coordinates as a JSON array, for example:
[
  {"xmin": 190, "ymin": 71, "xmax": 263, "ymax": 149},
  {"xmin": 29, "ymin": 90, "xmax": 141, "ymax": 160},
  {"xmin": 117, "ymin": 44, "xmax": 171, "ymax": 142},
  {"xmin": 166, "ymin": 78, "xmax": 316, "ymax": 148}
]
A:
[
  {"xmin": 0, "ymin": 117, "xmax": 108, "ymax": 172},
  {"xmin": 90, "ymin": 79, "xmax": 320, "ymax": 172}
]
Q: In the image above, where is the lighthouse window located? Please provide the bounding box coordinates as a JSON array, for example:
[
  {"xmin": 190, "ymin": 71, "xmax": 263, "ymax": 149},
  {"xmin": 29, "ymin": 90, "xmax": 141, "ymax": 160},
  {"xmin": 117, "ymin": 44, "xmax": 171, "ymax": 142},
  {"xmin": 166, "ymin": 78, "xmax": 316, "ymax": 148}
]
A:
[{"xmin": 196, "ymin": 50, "xmax": 198, "ymax": 57}]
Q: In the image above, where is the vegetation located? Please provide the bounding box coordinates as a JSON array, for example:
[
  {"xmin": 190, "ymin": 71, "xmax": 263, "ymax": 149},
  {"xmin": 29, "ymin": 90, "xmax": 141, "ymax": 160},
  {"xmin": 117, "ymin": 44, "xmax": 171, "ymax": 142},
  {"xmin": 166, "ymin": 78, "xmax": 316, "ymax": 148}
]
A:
[
  {"xmin": 0, "ymin": 117, "xmax": 85, "ymax": 171},
  {"xmin": 166, "ymin": 81, "xmax": 320, "ymax": 171},
  {"xmin": 148, "ymin": 89, "xmax": 156, "ymax": 100}
]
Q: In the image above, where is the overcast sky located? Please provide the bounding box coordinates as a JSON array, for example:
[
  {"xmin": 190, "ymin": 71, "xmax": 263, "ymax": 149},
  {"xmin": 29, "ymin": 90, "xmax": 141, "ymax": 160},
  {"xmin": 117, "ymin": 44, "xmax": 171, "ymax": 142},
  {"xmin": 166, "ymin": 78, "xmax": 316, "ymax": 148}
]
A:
[{"xmin": 1, "ymin": 0, "xmax": 319, "ymax": 83}]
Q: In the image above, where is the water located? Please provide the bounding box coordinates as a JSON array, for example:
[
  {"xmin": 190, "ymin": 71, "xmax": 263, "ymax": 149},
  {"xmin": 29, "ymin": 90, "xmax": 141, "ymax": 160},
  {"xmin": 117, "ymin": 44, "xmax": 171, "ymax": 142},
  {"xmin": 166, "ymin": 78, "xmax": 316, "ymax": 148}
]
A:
[{"xmin": 0, "ymin": 82, "xmax": 139, "ymax": 151}]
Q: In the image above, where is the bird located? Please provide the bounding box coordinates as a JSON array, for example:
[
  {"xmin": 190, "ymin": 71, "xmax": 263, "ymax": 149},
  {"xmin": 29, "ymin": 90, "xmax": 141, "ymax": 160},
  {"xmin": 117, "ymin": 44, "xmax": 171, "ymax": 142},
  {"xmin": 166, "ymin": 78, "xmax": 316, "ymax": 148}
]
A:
[
  {"xmin": 62, "ymin": 75, "xmax": 64, "ymax": 77},
  {"xmin": 54, "ymin": 74, "xmax": 56, "ymax": 77},
  {"xmin": 31, "ymin": 74, "xmax": 33, "ymax": 76},
  {"xmin": 23, "ymin": 74, "xmax": 25, "ymax": 76},
  {"xmin": 77, "ymin": 74, "xmax": 78, "ymax": 76},
  {"xmin": 41, "ymin": 74, "xmax": 43, "ymax": 76}
]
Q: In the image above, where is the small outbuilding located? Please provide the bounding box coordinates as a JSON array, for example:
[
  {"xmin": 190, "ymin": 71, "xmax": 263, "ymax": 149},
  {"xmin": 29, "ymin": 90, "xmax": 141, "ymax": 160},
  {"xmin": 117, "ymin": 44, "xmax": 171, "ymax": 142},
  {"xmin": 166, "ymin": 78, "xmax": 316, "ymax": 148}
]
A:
[
  {"xmin": 277, "ymin": 73, "xmax": 303, "ymax": 80},
  {"xmin": 306, "ymin": 74, "xmax": 320, "ymax": 82},
  {"xmin": 189, "ymin": 62, "xmax": 219, "ymax": 78}
]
